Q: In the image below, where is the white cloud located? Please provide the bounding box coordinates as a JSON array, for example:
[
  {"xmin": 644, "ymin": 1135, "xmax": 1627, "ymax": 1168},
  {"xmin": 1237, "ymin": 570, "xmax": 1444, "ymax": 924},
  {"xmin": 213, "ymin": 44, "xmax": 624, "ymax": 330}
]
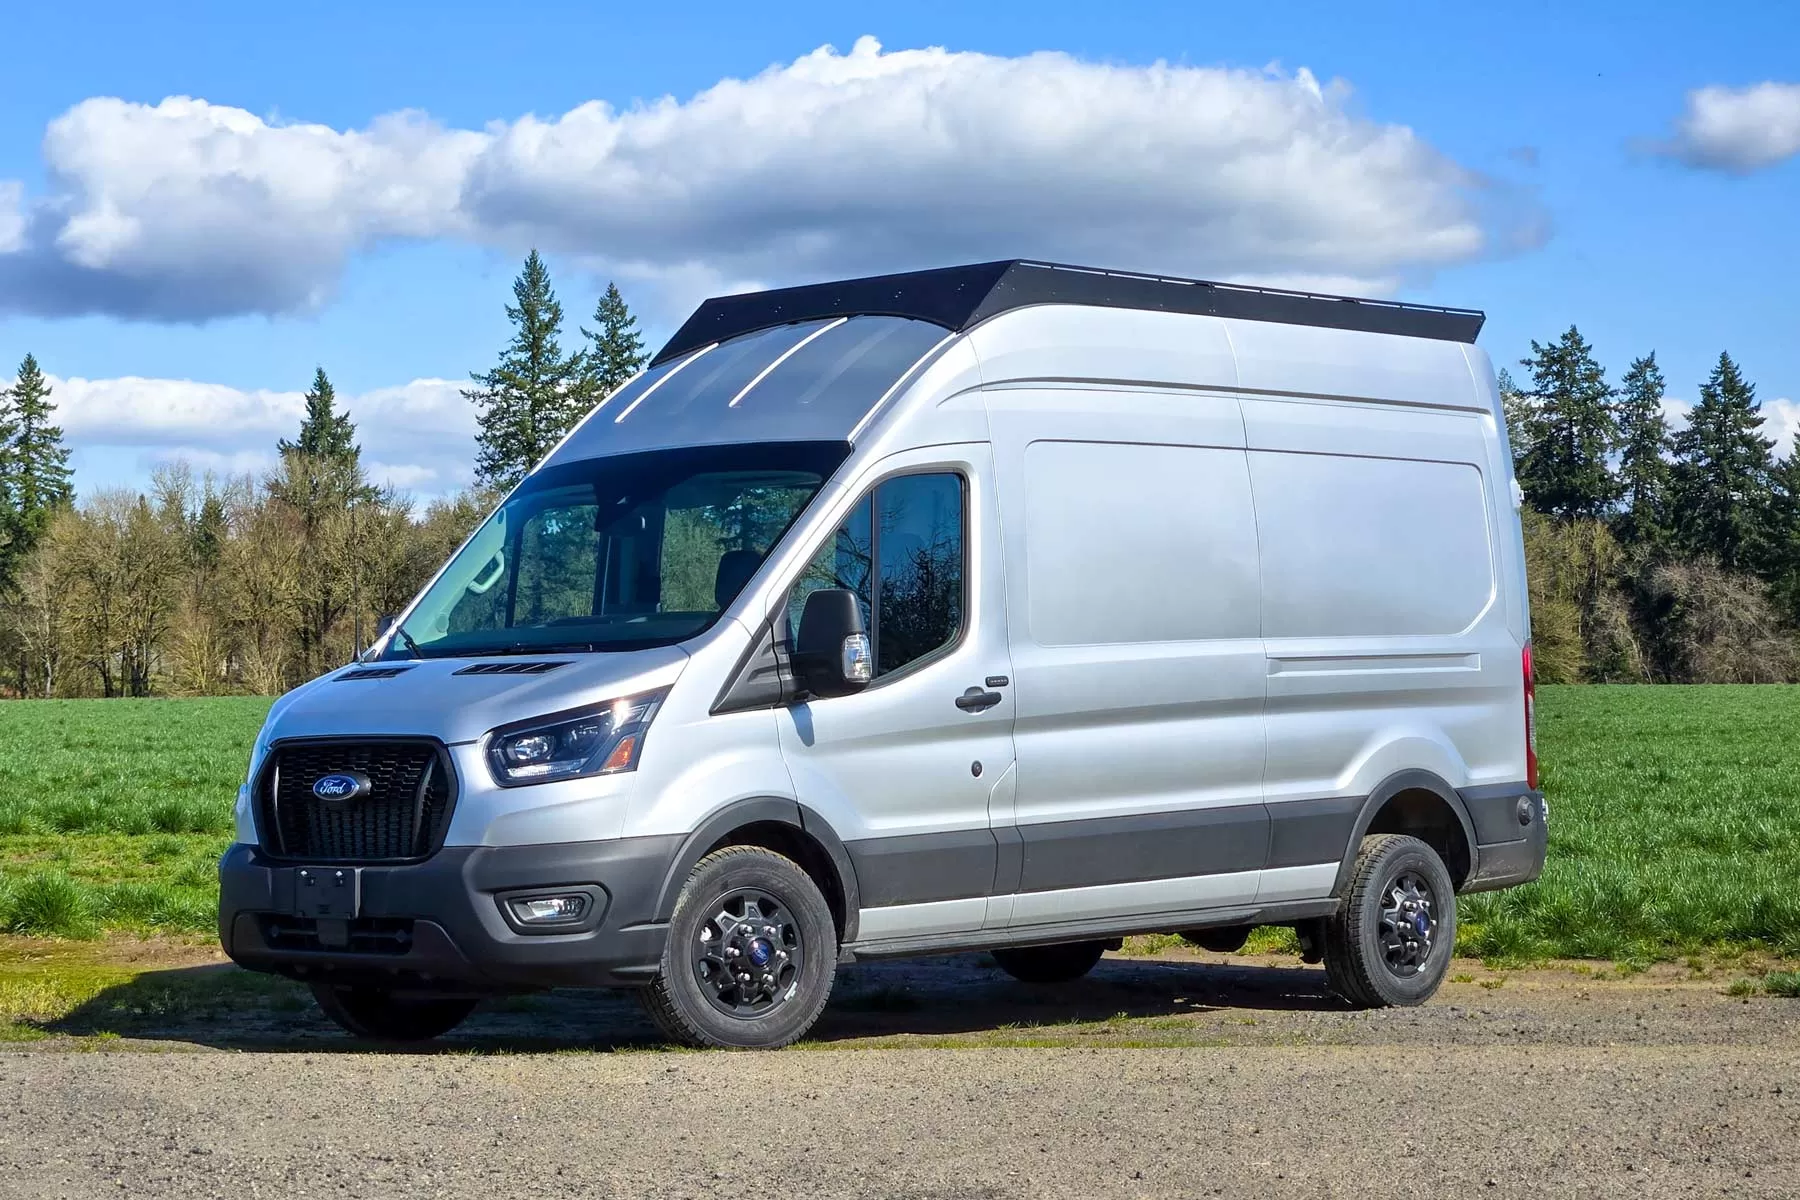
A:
[
  {"xmin": 38, "ymin": 374, "xmax": 476, "ymax": 500},
  {"xmin": 1654, "ymin": 82, "xmax": 1800, "ymax": 173},
  {"xmin": 0, "ymin": 37, "xmax": 1531, "ymax": 321},
  {"xmin": 1761, "ymin": 397, "xmax": 1800, "ymax": 459}
]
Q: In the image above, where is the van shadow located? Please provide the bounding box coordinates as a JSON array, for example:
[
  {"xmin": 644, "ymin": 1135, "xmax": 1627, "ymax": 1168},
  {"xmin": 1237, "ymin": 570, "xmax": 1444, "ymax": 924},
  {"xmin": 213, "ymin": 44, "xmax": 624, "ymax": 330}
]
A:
[{"xmin": 39, "ymin": 954, "xmax": 1344, "ymax": 1052}]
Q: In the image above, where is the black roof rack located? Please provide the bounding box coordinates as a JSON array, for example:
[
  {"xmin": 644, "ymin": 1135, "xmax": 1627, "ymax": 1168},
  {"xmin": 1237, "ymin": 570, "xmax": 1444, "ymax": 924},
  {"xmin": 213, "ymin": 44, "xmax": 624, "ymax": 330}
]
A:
[{"xmin": 651, "ymin": 259, "xmax": 1484, "ymax": 366}]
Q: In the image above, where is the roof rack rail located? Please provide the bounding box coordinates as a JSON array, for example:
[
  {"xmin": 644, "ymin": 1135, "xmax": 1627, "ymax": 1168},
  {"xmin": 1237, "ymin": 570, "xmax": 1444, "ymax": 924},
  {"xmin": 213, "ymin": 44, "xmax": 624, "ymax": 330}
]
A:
[{"xmin": 652, "ymin": 259, "xmax": 1483, "ymax": 365}]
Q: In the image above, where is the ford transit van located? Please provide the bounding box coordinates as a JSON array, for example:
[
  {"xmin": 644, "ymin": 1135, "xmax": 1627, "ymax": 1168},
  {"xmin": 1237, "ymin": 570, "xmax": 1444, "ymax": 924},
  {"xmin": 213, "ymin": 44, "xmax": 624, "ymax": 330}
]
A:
[{"xmin": 219, "ymin": 260, "xmax": 1547, "ymax": 1048}]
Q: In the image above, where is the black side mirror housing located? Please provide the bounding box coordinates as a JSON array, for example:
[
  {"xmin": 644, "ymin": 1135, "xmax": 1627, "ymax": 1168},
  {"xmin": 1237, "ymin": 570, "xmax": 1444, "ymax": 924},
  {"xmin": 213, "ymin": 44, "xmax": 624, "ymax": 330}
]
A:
[
  {"xmin": 374, "ymin": 613, "xmax": 398, "ymax": 640},
  {"xmin": 792, "ymin": 589, "xmax": 873, "ymax": 699}
]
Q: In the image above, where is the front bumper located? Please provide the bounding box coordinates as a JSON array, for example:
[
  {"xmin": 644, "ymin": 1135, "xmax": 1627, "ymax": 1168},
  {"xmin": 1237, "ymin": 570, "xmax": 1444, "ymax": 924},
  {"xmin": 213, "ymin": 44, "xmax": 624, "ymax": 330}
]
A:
[{"xmin": 219, "ymin": 836, "xmax": 682, "ymax": 994}]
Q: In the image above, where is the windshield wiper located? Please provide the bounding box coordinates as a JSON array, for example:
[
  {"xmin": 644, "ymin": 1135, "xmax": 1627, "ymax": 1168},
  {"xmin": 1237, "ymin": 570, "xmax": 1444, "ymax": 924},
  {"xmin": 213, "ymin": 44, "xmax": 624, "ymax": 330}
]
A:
[{"xmin": 396, "ymin": 628, "xmax": 425, "ymax": 659}]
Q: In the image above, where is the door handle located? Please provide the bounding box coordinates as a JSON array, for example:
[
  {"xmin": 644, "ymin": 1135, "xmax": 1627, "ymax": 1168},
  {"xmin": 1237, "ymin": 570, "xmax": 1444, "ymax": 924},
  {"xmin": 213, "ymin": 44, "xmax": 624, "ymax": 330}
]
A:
[{"xmin": 955, "ymin": 686, "xmax": 1003, "ymax": 713}]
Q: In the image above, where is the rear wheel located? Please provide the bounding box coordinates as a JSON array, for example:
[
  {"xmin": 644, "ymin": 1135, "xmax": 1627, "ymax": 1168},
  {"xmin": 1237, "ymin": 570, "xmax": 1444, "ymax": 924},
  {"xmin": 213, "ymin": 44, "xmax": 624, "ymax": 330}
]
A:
[
  {"xmin": 311, "ymin": 983, "xmax": 477, "ymax": 1042},
  {"xmin": 991, "ymin": 940, "xmax": 1107, "ymax": 984},
  {"xmin": 640, "ymin": 845, "xmax": 838, "ymax": 1049},
  {"xmin": 1323, "ymin": 834, "xmax": 1457, "ymax": 1008}
]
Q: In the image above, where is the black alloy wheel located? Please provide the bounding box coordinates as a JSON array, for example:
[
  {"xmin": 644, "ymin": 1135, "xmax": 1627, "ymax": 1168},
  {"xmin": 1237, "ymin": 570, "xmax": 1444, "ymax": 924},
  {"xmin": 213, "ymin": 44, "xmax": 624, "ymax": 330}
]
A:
[
  {"xmin": 641, "ymin": 845, "xmax": 837, "ymax": 1049},
  {"xmin": 1322, "ymin": 833, "xmax": 1458, "ymax": 1008}
]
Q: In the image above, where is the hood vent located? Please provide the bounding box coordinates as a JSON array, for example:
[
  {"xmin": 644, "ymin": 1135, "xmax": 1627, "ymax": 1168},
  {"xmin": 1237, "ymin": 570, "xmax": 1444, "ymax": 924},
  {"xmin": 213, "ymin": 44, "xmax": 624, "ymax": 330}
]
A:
[
  {"xmin": 453, "ymin": 661, "xmax": 570, "ymax": 677},
  {"xmin": 338, "ymin": 666, "xmax": 415, "ymax": 681}
]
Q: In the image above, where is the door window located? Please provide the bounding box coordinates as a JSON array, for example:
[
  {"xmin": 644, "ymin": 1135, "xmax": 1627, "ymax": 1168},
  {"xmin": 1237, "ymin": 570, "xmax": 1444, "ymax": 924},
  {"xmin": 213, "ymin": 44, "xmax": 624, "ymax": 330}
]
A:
[{"xmin": 788, "ymin": 472, "xmax": 965, "ymax": 678}]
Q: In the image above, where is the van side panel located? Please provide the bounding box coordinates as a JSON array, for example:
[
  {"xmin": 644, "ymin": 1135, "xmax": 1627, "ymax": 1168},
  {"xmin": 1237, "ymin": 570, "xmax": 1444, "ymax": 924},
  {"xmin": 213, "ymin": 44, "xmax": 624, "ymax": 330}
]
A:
[
  {"xmin": 1247, "ymin": 394, "xmax": 1529, "ymax": 867},
  {"xmin": 983, "ymin": 385, "xmax": 1269, "ymax": 925}
]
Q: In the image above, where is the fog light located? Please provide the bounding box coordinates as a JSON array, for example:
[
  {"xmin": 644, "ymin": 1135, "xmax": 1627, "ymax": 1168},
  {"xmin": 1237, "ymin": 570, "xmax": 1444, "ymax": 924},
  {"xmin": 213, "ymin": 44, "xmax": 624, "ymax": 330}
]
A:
[{"xmin": 506, "ymin": 894, "xmax": 589, "ymax": 925}]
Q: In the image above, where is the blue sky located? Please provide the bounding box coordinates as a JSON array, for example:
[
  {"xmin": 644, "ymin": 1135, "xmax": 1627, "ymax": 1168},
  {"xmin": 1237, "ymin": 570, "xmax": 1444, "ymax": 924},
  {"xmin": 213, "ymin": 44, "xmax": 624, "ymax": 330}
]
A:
[{"xmin": 1, "ymin": 0, "xmax": 1796, "ymax": 498}]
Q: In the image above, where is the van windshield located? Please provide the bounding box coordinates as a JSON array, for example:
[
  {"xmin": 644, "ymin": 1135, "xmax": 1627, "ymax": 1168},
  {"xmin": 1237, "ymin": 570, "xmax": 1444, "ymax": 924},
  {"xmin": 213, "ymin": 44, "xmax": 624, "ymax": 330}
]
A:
[{"xmin": 386, "ymin": 442, "xmax": 849, "ymax": 659}]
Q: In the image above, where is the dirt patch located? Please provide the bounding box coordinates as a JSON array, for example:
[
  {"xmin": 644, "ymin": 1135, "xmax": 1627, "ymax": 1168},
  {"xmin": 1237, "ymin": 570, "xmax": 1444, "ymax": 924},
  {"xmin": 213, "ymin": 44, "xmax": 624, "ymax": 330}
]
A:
[{"xmin": 3, "ymin": 936, "xmax": 1796, "ymax": 1052}]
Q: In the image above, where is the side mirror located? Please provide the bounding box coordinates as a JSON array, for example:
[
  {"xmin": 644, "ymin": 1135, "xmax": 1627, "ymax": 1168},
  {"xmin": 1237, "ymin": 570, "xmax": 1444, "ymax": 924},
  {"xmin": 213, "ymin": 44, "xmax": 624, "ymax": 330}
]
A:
[
  {"xmin": 792, "ymin": 589, "xmax": 873, "ymax": 699},
  {"xmin": 374, "ymin": 613, "xmax": 399, "ymax": 640}
]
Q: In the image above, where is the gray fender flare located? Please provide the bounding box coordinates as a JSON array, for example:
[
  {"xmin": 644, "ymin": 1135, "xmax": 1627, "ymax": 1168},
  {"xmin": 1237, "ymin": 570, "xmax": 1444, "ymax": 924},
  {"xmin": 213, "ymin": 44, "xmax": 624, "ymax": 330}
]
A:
[
  {"xmin": 1330, "ymin": 769, "xmax": 1480, "ymax": 896},
  {"xmin": 651, "ymin": 797, "xmax": 862, "ymax": 943}
]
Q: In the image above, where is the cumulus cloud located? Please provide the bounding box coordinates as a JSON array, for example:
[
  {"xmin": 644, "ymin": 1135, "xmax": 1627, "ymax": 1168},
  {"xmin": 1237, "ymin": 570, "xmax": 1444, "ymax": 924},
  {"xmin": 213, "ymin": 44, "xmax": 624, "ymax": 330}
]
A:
[
  {"xmin": 1653, "ymin": 82, "xmax": 1800, "ymax": 173},
  {"xmin": 0, "ymin": 37, "xmax": 1530, "ymax": 321},
  {"xmin": 41, "ymin": 374, "xmax": 477, "ymax": 499}
]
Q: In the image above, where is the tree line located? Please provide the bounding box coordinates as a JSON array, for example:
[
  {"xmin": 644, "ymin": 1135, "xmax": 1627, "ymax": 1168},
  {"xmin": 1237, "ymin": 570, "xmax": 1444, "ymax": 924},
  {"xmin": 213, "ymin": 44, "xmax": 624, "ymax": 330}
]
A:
[
  {"xmin": 1508, "ymin": 330, "xmax": 1800, "ymax": 682},
  {"xmin": 1, "ymin": 258, "xmax": 1797, "ymax": 696},
  {"xmin": 0, "ymin": 251, "xmax": 647, "ymax": 697}
]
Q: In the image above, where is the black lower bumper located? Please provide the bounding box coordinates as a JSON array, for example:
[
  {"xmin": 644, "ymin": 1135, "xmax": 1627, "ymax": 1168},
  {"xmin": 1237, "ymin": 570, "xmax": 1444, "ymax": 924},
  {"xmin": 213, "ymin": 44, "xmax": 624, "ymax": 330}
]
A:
[
  {"xmin": 218, "ymin": 836, "xmax": 683, "ymax": 994},
  {"xmin": 1460, "ymin": 788, "xmax": 1549, "ymax": 893}
]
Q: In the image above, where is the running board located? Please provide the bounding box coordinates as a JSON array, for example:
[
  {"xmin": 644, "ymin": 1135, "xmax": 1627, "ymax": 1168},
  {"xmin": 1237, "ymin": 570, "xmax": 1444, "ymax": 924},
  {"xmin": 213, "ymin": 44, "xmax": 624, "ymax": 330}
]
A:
[{"xmin": 840, "ymin": 898, "xmax": 1340, "ymax": 962}]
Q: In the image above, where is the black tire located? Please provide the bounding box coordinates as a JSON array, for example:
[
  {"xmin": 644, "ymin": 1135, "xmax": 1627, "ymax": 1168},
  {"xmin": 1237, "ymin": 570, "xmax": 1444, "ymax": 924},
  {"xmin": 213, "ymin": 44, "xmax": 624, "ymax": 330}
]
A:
[
  {"xmin": 310, "ymin": 983, "xmax": 477, "ymax": 1042},
  {"xmin": 991, "ymin": 940, "xmax": 1107, "ymax": 984},
  {"xmin": 640, "ymin": 845, "xmax": 838, "ymax": 1049},
  {"xmin": 1181, "ymin": 926, "xmax": 1251, "ymax": 954},
  {"xmin": 1323, "ymin": 833, "xmax": 1457, "ymax": 1008}
]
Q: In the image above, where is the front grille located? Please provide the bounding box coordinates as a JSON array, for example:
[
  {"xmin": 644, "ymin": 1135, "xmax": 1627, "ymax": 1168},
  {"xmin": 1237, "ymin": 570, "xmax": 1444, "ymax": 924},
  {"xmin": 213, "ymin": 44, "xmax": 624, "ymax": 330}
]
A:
[{"xmin": 259, "ymin": 739, "xmax": 455, "ymax": 862}]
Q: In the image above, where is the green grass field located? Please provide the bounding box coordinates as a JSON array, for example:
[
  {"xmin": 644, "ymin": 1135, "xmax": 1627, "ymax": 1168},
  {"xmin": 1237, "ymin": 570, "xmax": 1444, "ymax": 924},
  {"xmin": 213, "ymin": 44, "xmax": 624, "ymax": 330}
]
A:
[
  {"xmin": 0, "ymin": 698, "xmax": 269, "ymax": 937},
  {"xmin": 0, "ymin": 687, "xmax": 1797, "ymax": 962}
]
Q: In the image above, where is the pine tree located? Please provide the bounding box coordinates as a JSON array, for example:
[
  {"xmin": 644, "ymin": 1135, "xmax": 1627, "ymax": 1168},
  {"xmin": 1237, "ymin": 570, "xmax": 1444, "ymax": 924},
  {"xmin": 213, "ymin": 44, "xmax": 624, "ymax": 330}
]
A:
[
  {"xmin": 1497, "ymin": 368, "xmax": 1533, "ymax": 470},
  {"xmin": 465, "ymin": 251, "xmax": 592, "ymax": 491},
  {"xmin": 1670, "ymin": 352, "xmax": 1773, "ymax": 570},
  {"xmin": 3, "ymin": 354, "xmax": 73, "ymax": 547},
  {"xmin": 1762, "ymin": 450, "xmax": 1800, "ymax": 625},
  {"xmin": 279, "ymin": 368, "xmax": 359, "ymax": 467},
  {"xmin": 1613, "ymin": 353, "xmax": 1674, "ymax": 548},
  {"xmin": 582, "ymin": 281, "xmax": 649, "ymax": 400},
  {"xmin": 0, "ymin": 376, "xmax": 18, "ymax": 592},
  {"xmin": 1516, "ymin": 327, "xmax": 1619, "ymax": 520}
]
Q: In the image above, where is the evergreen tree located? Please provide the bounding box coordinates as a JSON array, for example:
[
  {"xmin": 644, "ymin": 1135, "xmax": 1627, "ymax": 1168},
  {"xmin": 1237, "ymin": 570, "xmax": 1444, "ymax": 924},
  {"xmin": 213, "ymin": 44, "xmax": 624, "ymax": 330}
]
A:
[
  {"xmin": 1516, "ymin": 327, "xmax": 1619, "ymax": 520},
  {"xmin": 279, "ymin": 368, "xmax": 359, "ymax": 467},
  {"xmin": 1613, "ymin": 353, "xmax": 1674, "ymax": 548},
  {"xmin": 0, "ymin": 378, "xmax": 17, "ymax": 592},
  {"xmin": 1497, "ymin": 368, "xmax": 1533, "ymax": 470},
  {"xmin": 1670, "ymin": 352, "xmax": 1773, "ymax": 570},
  {"xmin": 582, "ymin": 281, "xmax": 649, "ymax": 400},
  {"xmin": 0, "ymin": 354, "xmax": 73, "ymax": 557},
  {"xmin": 1762, "ymin": 450, "xmax": 1800, "ymax": 625},
  {"xmin": 465, "ymin": 251, "xmax": 592, "ymax": 490}
]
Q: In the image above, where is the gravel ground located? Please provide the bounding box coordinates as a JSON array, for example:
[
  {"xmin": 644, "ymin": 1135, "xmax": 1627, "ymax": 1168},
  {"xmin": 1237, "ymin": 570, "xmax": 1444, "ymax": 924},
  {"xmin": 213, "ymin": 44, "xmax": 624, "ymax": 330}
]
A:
[{"xmin": 2, "ymin": 953, "xmax": 1797, "ymax": 1198}]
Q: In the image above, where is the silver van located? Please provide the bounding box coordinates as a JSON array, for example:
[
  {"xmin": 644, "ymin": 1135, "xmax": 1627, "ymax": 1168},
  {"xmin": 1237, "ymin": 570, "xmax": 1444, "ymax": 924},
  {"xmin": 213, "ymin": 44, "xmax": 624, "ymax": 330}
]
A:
[{"xmin": 219, "ymin": 261, "xmax": 1547, "ymax": 1048}]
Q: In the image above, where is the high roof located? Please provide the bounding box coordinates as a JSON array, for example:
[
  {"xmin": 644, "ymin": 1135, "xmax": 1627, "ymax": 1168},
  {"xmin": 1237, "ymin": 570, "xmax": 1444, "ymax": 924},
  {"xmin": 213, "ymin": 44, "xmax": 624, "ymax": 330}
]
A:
[{"xmin": 651, "ymin": 259, "xmax": 1485, "ymax": 366}]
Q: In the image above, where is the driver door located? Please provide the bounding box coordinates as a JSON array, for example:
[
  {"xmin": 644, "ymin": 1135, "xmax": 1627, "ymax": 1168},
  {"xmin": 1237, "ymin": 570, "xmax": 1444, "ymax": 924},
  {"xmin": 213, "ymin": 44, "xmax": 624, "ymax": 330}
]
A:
[{"xmin": 775, "ymin": 445, "xmax": 1017, "ymax": 944}]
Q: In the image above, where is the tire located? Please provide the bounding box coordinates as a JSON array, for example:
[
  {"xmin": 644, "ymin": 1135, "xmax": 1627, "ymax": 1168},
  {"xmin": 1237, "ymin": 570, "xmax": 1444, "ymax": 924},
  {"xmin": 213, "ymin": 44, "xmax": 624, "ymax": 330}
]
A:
[
  {"xmin": 311, "ymin": 983, "xmax": 477, "ymax": 1042},
  {"xmin": 991, "ymin": 940, "xmax": 1107, "ymax": 984},
  {"xmin": 1323, "ymin": 833, "xmax": 1457, "ymax": 1008},
  {"xmin": 639, "ymin": 845, "xmax": 838, "ymax": 1049}
]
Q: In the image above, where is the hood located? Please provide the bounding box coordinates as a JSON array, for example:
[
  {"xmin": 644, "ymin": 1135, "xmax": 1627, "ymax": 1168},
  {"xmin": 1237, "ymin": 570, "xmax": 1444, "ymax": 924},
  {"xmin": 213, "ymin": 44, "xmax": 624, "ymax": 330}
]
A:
[{"xmin": 261, "ymin": 645, "xmax": 692, "ymax": 746}]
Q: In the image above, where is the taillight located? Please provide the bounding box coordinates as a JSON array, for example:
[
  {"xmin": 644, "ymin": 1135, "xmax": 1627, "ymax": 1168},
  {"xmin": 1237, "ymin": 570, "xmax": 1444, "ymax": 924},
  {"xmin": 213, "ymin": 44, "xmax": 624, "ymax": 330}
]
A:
[{"xmin": 1522, "ymin": 642, "xmax": 1539, "ymax": 790}]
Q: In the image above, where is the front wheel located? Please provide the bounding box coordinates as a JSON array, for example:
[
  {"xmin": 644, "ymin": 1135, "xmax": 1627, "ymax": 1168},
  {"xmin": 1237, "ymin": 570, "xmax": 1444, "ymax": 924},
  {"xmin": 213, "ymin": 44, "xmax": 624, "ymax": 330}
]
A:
[
  {"xmin": 1322, "ymin": 834, "xmax": 1457, "ymax": 1008},
  {"xmin": 991, "ymin": 940, "xmax": 1107, "ymax": 984},
  {"xmin": 640, "ymin": 845, "xmax": 838, "ymax": 1049},
  {"xmin": 311, "ymin": 983, "xmax": 477, "ymax": 1042}
]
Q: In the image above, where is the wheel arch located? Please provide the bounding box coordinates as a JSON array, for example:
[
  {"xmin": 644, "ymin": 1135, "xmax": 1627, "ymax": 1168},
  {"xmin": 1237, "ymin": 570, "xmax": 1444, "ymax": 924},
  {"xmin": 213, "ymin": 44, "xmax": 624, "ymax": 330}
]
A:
[
  {"xmin": 651, "ymin": 797, "xmax": 862, "ymax": 944},
  {"xmin": 1332, "ymin": 770, "xmax": 1478, "ymax": 895}
]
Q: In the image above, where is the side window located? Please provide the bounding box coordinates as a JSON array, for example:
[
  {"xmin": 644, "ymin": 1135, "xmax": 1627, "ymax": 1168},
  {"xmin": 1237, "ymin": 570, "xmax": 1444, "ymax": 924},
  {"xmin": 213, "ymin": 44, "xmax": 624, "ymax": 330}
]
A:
[{"xmin": 787, "ymin": 472, "xmax": 965, "ymax": 678}]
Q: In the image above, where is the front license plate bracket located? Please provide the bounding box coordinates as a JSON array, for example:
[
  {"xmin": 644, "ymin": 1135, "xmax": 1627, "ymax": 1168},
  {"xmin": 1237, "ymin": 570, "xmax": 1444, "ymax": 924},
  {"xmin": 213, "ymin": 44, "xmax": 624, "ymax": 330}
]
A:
[{"xmin": 294, "ymin": 867, "xmax": 361, "ymax": 919}]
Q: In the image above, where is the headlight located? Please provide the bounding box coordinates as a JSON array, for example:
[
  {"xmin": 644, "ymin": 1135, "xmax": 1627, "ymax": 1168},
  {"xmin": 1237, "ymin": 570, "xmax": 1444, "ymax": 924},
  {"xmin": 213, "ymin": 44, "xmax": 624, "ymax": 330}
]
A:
[{"xmin": 484, "ymin": 689, "xmax": 667, "ymax": 787}]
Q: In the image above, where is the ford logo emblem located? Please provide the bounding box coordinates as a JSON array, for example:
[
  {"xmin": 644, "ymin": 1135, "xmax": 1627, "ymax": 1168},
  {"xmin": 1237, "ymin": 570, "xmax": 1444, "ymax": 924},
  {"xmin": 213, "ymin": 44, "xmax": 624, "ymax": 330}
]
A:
[{"xmin": 311, "ymin": 772, "xmax": 371, "ymax": 806}]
